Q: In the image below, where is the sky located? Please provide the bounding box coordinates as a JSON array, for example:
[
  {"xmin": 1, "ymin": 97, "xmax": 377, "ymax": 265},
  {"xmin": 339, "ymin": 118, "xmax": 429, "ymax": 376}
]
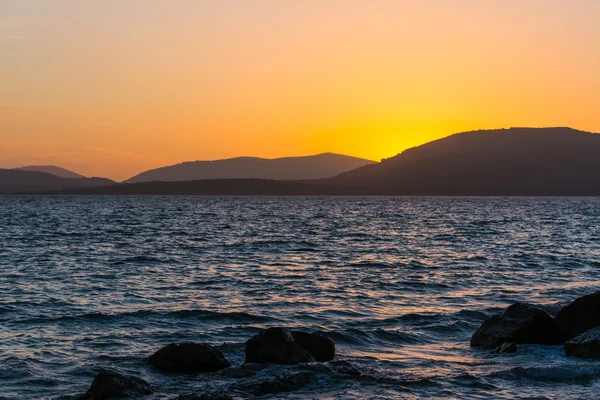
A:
[{"xmin": 1, "ymin": 1, "xmax": 599, "ymax": 181}]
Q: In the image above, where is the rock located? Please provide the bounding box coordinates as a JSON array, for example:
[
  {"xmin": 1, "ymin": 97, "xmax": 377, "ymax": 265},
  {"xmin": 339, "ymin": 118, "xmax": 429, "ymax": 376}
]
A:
[
  {"xmin": 216, "ymin": 363, "xmax": 268, "ymax": 379},
  {"xmin": 470, "ymin": 303, "xmax": 563, "ymax": 348},
  {"xmin": 565, "ymin": 326, "xmax": 600, "ymax": 359},
  {"xmin": 149, "ymin": 343, "xmax": 230, "ymax": 374},
  {"xmin": 245, "ymin": 328, "xmax": 336, "ymax": 365},
  {"xmin": 495, "ymin": 342, "xmax": 517, "ymax": 354},
  {"xmin": 234, "ymin": 370, "xmax": 314, "ymax": 397},
  {"xmin": 81, "ymin": 371, "xmax": 153, "ymax": 399},
  {"xmin": 245, "ymin": 328, "xmax": 313, "ymax": 365},
  {"xmin": 292, "ymin": 331, "xmax": 335, "ymax": 362},
  {"xmin": 556, "ymin": 292, "xmax": 600, "ymax": 341}
]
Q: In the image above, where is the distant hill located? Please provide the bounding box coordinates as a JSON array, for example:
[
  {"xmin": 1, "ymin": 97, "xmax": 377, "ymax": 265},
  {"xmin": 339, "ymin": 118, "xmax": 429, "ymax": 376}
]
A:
[
  {"xmin": 0, "ymin": 169, "xmax": 115, "ymax": 194},
  {"xmin": 327, "ymin": 127, "xmax": 600, "ymax": 192},
  {"xmin": 15, "ymin": 165, "xmax": 85, "ymax": 179},
  {"xmin": 20, "ymin": 127, "xmax": 600, "ymax": 196},
  {"xmin": 125, "ymin": 153, "xmax": 375, "ymax": 183},
  {"xmin": 40, "ymin": 177, "xmax": 600, "ymax": 196}
]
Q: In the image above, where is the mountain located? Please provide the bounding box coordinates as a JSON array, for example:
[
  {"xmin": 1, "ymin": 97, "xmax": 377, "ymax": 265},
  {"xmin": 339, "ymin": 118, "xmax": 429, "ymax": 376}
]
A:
[
  {"xmin": 15, "ymin": 165, "xmax": 85, "ymax": 179},
  {"xmin": 125, "ymin": 153, "xmax": 375, "ymax": 183},
  {"xmin": 327, "ymin": 127, "xmax": 600, "ymax": 193},
  {"xmin": 24, "ymin": 127, "xmax": 600, "ymax": 196},
  {"xmin": 0, "ymin": 169, "xmax": 116, "ymax": 194}
]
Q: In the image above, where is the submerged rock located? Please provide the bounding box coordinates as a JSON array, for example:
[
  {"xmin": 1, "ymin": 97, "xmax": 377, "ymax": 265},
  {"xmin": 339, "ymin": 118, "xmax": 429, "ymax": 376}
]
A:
[
  {"xmin": 149, "ymin": 343, "xmax": 230, "ymax": 374},
  {"xmin": 556, "ymin": 291, "xmax": 600, "ymax": 341},
  {"xmin": 216, "ymin": 363, "xmax": 268, "ymax": 379},
  {"xmin": 564, "ymin": 326, "xmax": 600, "ymax": 359},
  {"xmin": 81, "ymin": 371, "xmax": 153, "ymax": 399},
  {"xmin": 234, "ymin": 370, "xmax": 315, "ymax": 397},
  {"xmin": 495, "ymin": 342, "xmax": 517, "ymax": 354},
  {"xmin": 245, "ymin": 328, "xmax": 335, "ymax": 365},
  {"xmin": 470, "ymin": 303, "xmax": 563, "ymax": 348}
]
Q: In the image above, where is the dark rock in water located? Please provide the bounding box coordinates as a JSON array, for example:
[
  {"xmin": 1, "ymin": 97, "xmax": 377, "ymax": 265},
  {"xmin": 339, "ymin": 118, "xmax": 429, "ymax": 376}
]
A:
[
  {"xmin": 495, "ymin": 342, "xmax": 517, "ymax": 354},
  {"xmin": 216, "ymin": 363, "xmax": 268, "ymax": 379},
  {"xmin": 329, "ymin": 360, "xmax": 362, "ymax": 376},
  {"xmin": 470, "ymin": 303, "xmax": 563, "ymax": 348},
  {"xmin": 81, "ymin": 371, "xmax": 153, "ymax": 399},
  {"xmin": 292, "ymin": 346, "xmax": 317, "ymax": 363},
  {"xmin": 149, "ymin": 343, "xmax": 230, "ymax": 374},
  {"xmin": 245, "ymin": 328, "xmax": 310, "ymax": 365},
  {"xmin": 292, "ymin": 331, "xmax": 335, "ymax": 362},
  {"xmin": 234, "ymin": 370, "xmax": 315, "ymax": 397},
  {"xmin": 245, "ymin": 328, "xmax": 335, "ymax": 365},
  {"xmin": 245, "ymin": 328, "xmax": 313, "ymax": 365},
  {"xmin": 564, "ymin": 326, "xmax": 600, "ymax": 359},
  {"xmin": 556, "ymin": 292, "xmax": 600, "ymax": 341}
]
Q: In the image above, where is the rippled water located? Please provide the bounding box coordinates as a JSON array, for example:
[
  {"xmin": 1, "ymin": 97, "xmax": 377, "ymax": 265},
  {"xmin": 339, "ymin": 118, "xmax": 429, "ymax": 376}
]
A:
[{"xmin": 1, "ymin": 196, "xmax": 600, "ymax": 399}]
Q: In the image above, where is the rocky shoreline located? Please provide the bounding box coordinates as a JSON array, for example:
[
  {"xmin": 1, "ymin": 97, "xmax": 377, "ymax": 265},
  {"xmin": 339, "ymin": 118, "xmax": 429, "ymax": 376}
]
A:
[
  {"xmin": 78, "ymin": 328, "xmax": 342, "ymax": 399},
  {"xmin": 76, "ymin": 292, "xmax": 600, "ymax": 399},
  {"xmin": 470, "ymin": 291, "xmax": 600, "ymax": 358}
]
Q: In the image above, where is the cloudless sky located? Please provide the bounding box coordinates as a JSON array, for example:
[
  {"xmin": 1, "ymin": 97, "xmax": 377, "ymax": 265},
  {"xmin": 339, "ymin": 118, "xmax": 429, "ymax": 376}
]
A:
[{"xmin": 1, "ymin": 0, "xmax": 599, "ymax": 180}]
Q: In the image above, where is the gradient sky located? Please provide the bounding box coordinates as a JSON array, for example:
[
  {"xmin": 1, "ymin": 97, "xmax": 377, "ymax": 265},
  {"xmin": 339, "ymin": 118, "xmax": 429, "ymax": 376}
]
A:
[{"xmin": 1, "ymin": 1, "xmax": 599, "ymax": 180}]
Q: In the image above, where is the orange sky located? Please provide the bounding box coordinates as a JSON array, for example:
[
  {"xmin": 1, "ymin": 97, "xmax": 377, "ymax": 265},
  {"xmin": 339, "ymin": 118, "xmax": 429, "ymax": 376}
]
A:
[{"xmin": 1, "ymin": 1, "xmax": 599, "ymax": 181}]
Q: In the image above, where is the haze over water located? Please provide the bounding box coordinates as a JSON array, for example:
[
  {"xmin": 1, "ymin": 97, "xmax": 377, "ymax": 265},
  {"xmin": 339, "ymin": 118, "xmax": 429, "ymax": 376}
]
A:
[{"xmin": 1, "ymin": 196, "xmax": 599, "ymax": 399}]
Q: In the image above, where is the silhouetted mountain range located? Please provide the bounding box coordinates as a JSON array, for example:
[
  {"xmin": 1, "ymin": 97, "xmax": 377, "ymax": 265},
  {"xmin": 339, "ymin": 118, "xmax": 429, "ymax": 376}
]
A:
[
  {"xmin": 327, "ymin": 127, "xmax": 600, "ymax": 192},
  {"xmin": 15, "ymin": 165, "xmax": 85, "ymax": 179},
  {"xmin": 125, "ymin": 153, "xmax": 375, "ymax": 183},
  {"xmin": 7, "ymin": 127, "xmax": 600, "ymax": 195},
  {"xmin": 0, "ymin": 169, "xmax": 115, "ymax": 194}
]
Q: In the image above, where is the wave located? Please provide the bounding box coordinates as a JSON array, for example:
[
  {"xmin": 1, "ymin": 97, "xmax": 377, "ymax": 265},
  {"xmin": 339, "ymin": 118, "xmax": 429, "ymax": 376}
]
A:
[
  {"xmin": 170, "ymin": 309, "xmax": 274, "ymax": 322},
  {"xmin": 453, "ymin": 309, "xmax": 494, "ymax": 321},
  {"xmin": 463, "ymin": 255, "xmax": 488, "ymax": 261},
  {"xmin": 286, "ymin": 248, "xmax": 320, "ymax": 253},
  {"xmin": 492, "ymin": 365, "xmax": 600, "ymax": 383},
  {"xmin": 110, "ymin": 255, "xmax": 165, "ymax": 265},
  {"xmin": 326, "ymin": 327, "xmax": 424, "ymax": 346},
  {"xmin": 377, "ymin": 313, "xmax": 441, "ymax": 324},
  {"xmin": 347, "ymin": 310, "xmax": 484, "ymax": 330},
  {"xmin": 400, "ymin": 281, "xmax": 450, "ymax": 289},
  {"xmin": 11, "ymin": 309, "xmax": 276, "ymax": 325},
  {"xmin": 0, "ymin": 305, "xmax": 15, "ymax": 315},
  {"xmin": 348, "ymin": 261, "xmax": 396, "ymax": 268}
]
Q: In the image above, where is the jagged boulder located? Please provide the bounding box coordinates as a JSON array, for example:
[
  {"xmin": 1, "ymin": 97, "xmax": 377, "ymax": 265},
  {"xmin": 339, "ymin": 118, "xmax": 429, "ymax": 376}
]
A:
[
  {"xmin": 470, "ymin": 303, "xmax": 563, "ymax": 348},
  {"xmin": 81, "ymin": 371, "xmax": 153, "ymax": 399},
  {"xmin": 149, "ymin": 343, "xmax": 230, "ymax": 374},
  {"xmin": 556, "ymin": 292, "xmax": 600, "ymax": 341},
  {"xmin": 564, "ymin": 326, "xmax": 600, "ymax": 359},
  {"xmin": 245, "ymin": 328, "xmax": 335, "ymax": 365}
]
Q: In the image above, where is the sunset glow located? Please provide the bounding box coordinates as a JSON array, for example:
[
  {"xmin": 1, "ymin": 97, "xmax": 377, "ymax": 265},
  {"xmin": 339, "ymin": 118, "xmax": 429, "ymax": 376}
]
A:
[{"xmin": 1, "ymin": 0, "xmax": 599, "ymax": 180}]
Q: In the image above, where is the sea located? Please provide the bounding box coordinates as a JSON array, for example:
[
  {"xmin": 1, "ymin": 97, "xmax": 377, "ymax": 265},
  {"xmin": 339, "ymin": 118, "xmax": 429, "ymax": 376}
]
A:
[{"xmin": 1, "ymin": 196, "xmax": 599, "ymax": 399}]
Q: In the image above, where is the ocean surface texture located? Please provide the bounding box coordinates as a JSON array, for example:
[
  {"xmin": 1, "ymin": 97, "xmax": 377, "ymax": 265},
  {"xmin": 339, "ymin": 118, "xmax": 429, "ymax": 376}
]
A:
[{"xmin": 1, "ymin": 196, "xmax": 599, "ymax": 400}]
